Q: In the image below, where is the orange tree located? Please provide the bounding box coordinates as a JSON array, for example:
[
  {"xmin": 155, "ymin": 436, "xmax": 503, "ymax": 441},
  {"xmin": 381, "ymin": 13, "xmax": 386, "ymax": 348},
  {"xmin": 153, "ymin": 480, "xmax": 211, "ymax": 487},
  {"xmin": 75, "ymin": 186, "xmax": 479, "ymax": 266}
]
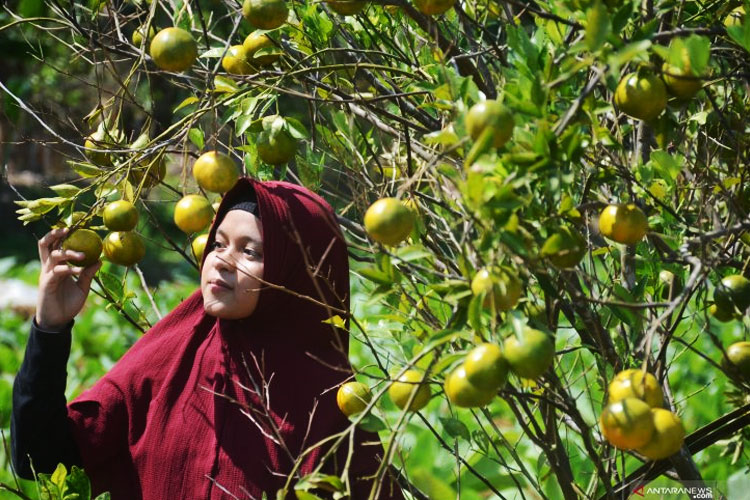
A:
[{"xmin": 3, "ymin": 0, "xmax": 750, "ymax": 498}]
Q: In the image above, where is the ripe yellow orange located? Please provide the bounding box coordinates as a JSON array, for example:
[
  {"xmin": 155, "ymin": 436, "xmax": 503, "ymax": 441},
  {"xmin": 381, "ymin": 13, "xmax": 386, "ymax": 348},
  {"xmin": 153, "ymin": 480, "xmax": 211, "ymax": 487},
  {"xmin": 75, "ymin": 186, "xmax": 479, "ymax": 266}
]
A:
[
  {"xmin": 103, "ymin": 231, "xmax": 146, "ymax": 267},
  {"xmin": 242, "ymin": 0, "xmax": 288, "ymax": 30},
  {"xmin": 257, "ymin": 128, "xmax": 297, "ymax": 165},
  {"xmin": 413, "ymin": 0, "xmax": 454, "ymax": 16},
  {"xmin": 503, "ymin": 328, "xmax": 555, "ymax": 380},
  {"xmin": 636, "ymin": 409, "xmax": 685, "ymax": 460},
  {"xmin": 149, "ymin": 27, "xmax": 198, "ymax": 72},
  {"xmin": 62, "ymin": 229, "xmax": 103, "ymax": 268},
  {"xmin": 221, "ymin": 45, "xmax": 254, "ymax": 75},
  {"xmin": 326, "ymin": 0, "xmax": 367, "ymax": 15},
  {"xmin": 192, "ymin": 151, "xmax": 240, "ymax": 193},
  {"xmin": 363, "ymin": 198, "xmax": 414, "ymax": 246},
  {"xmin": 465, "ymin": 100, "xmax": 514, "ymax": 149},
  {"xmin": 614, "ymin": 71, "xmax": 667, "ymax": 122},
  {"xmin": 607, "ymin": 369, "xmax": 663, "ymax": 408},
  {"xmin": 713, "ymin": 274, "xmax": 750, "ymax": 314},
  {"xmin": 598, "ymin": 203, "xmax": 648, "ymax": 245},
  {"xmin": 103, "ymin": 200, "xmax": 139, "ymax": 231},
  {"xmin": 388, "ymin": 370, "xmax": 431, "ymax": 411},
  {"xmin": 444, "ymin": 365, "xmax": 496, "ymax": 408},
  {"xmin": 192, "ymin": 233, "xmax": 209, "ymax": 263},
  {"xmin": 242, "ymin": 32, "xmax": 280, "ymax": 67},
  {"xmin": 725, "ymin": 341, "xmax": 750, "ymax": 378},
  {"xmin": 336, "ymin": 381, "xmax": 373, "ymax": 417},
  {"xmin": 470, "ymin": 268, "xmax": 522, "ymax": 311},
  {"xmin": 600, "ymin": 398, "xmax": 655, "ymax": 450},
  {"xmin": 463, "ymin": 343, "xmax": 508, "ymax": 391},
  {"xmin": 540, "ymin": 226, "xmax": 587, "ymax": 268},
  {"xmin": 174, "ymin": 194, "xmax": 213, "ymax": 233}
]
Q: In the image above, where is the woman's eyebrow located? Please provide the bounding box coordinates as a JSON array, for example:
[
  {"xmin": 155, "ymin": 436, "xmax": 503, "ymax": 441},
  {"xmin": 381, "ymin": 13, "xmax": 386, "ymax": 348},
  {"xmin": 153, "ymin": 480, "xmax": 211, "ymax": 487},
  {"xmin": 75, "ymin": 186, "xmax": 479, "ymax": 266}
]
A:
[{"xmin": 216, "ymin": 229, "xmax": 263, "ymax": 247}]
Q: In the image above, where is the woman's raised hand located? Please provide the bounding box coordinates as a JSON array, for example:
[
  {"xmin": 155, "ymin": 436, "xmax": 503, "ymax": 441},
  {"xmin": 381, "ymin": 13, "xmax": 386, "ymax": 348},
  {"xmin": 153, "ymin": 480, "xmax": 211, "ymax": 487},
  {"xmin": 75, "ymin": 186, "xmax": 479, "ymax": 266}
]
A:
[{"xmin": 35, "ymin": 227, "xmax": 102, "ymax": 331}]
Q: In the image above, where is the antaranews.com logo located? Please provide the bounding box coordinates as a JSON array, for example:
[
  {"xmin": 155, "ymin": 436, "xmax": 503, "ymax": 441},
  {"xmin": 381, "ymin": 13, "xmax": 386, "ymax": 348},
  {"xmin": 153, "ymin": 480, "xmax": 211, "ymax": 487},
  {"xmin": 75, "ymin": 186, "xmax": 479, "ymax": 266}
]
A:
[{"xmin": 630, "ymin": 481, "xmax": 727, "ymax": 499}]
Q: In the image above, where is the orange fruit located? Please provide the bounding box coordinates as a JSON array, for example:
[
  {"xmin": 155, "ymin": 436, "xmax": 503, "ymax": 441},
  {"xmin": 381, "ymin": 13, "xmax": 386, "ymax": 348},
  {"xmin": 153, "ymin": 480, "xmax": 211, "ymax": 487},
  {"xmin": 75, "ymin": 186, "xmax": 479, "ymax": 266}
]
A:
[
  {"xmin": 242, "ymin": 32, "xmax": 280, "ymax": 67},
  {"xmin": 242, "ymin": 0, "xmax": 288, "ymax": 30},
  {"xmin": 463, "ymin": 343, "xmax": 508, "ymax": 391},
  {"xmin": 470, "ymin": 268, "xmax": 522, "ymax": 311},
  {"xmin": 600, "ymin": 397, "xmax": 655, "ymax": 450},
  {"xmin": 465, "ymin": 100, "xmax": 514, "ymax": 149},
  {"xmin": 503, "ymin": 328, "xmax": 555, "ymax": 380},
  {"xmin": 607, "ymin": 369, "xmax": 663, "ymax": 408},
  {"xmin": 174, "ymin": 194, "xmax": 213, "ymax": 233},
  {"xmin": 413, "ymin": 0, "xmax": 454, "ymax": 16},
  {"xmin": 614, "ymin": 71, "xmax": 667, "ymax": 122},
  {"xmin": 540, "ymin": 226, "xmax": 587, "ymax": 269},
  {"xmin": 149, "ymin": 27, "xmax": 198, "ymax": 72},
  {"xmin": 62, "ymin": 229, "xmax": 103, "ymax": 268},
  {"xmin": 636, "ymin": 409, "xmax": 685, "ymax": 460},
  {"xmin": 364, "ymin": 198, "xmax": 414, "ymax": 246},
  {"xmin": 444, "ymin": 365, "xmax": 496, "ymax": 408},
  {"xmin": 103, "ymin": 200, "xmax": 139, "ymax": 231},
  {"xmin": 221, "ymin": 45, "xmax": 254, "ymax": 75},
  {"xmin": 598, "ymin": 203, "xmax": 648, "ymax": 245},
  {"xmin": 713, "ymin": 274, "xmax": 750, "ymax": 314},
  {"xmin": 388, "ymin": 370, "xmax": 431, "ymax": 411},
  {"xmin": 336, "ymin": 381, "xmax": 373, "ymax": 417},
  {"xmin": 662, "ymin": 53, "xmax": 703, "ymax": 100},
  {"xmin": 84, "ymin": 128, "xmax": 121, "ymax": 167},
  {"xmin": 192, "ymin": 151, "xmax": 240, "ymax": 193},
  {"xmin": 711, "ymin": 303, "xmax": 736, "ymax": 322},
  {"xmin": 326, "ymin": 0, "xmax": 367, "ymax": 15},
  {"xmin": 130, "ymin": 155, "xmax": 167, "ymax": 189},
  {"xmin": 132, "ymin": 24, "xmax": 155, "ymax": 47},
  {"xmin": 103, "ymin": 231, "xmax": 146, "ymax": 267},
  {"xmin": 724, "ymin": 341, "xmax": 750, "ymax": 378},
  {"xmin": 192, "ymin": 233, "xmax": 209, "ymax": 263},
  {"xmin": 257, "ymin": 127, "xmax": 297, "ymax": 165}
]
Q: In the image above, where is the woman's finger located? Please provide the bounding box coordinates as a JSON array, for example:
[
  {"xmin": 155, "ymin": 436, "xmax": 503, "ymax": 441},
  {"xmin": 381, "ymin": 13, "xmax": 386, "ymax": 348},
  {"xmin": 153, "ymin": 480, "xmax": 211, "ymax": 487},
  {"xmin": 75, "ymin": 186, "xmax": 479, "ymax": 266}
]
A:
[
  {"xmin": 48, "ymin": 249, "xmax": 86, "ymax": 266},
  {"xmin": 77, "ymin": 261, "xmax": 102, "ymax": 292},
  {"xmin": 51, "ymin": 263, "xmax": 83, "ymax": 277},
  {"xmin": 38, "ymin": 227, "xmax": 69, "ymax": 262}
]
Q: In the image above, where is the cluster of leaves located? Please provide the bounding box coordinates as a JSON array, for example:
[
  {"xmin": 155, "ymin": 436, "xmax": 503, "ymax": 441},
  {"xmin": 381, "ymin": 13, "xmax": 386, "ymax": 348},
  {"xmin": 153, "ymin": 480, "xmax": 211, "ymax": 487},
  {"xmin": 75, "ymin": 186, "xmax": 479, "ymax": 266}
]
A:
[{"xmin": 3, "ymin": 0, "xmax": 750, "ymax": 498}]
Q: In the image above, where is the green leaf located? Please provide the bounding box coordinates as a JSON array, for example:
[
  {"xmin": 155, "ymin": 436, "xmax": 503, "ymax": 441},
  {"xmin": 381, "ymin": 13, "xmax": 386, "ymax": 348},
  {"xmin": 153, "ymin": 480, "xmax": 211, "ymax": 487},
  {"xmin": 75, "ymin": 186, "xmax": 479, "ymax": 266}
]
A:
[
  {"xmin": 358, "ymin": 267, "xmax": 392, "ymax": 285},
  {"xmin": 200, "ymin": 47, "xmax": 228, "ymax": 58},
  {"xmin": 188, "ymin": 128, "xmax": 204, "ymax": 150},
  {"xmin": 440, "ymin": 417, "xmax": 470, "ymax": 440},
  {"xmin": 173, "ymin": 96, "xmax": 199, "ymax": 113},
  {"xmin": 467, "ymin": 292, "xmax": 484, "ymax": 333},
  {"xmin": 357, "ymin": 413, "xmax": 387, "ymax": 432},
  {"xmin": 585, "ymin": 2, "xmax": 610, "ymax": 52},
  {"xmin": 650, "ymin": 150, "xmax": 682, "ymax": 180},
  {"xmin": 66, "ymin": 466, "xmax": 92, "ymax": 500},
  {"xmin": 68, "ymin": 161, "xmax": 102, "ymax": 178},
  {"xmin": 235, "ymin": 115, "xmax": 255, "ymax": 136},
  {"xmin": 49, "ymin": 184, "xmax": 81, "ymax": 198},
  {"xmin": 685, "ymin": 35, "xmax": 711, "ymax": 74},
  {"xmin": 284, "ymin": 116, "xmax": 309, "ymax": 139},
  {"xmin": 423, "ymin": 125, "xmax": 460, "ymax": 146},
  {"xmin": 727, "ymin": 20, "xmax": 750, "ymax": 53},
  {"xmin": 213, "ymin": 75, "xmax": 239, "ymax": 93}
]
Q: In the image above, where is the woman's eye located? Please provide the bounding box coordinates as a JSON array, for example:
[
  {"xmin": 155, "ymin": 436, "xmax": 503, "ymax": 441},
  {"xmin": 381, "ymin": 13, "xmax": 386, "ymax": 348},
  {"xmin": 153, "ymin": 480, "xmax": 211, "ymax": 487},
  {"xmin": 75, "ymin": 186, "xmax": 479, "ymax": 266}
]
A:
[
  {"xmin": 210, "ymin": 241, "xmax": 224, "ymax": 250},
  {"xmin": 244, "ymin": 248, "xmax": 260, "ymax": 258}
]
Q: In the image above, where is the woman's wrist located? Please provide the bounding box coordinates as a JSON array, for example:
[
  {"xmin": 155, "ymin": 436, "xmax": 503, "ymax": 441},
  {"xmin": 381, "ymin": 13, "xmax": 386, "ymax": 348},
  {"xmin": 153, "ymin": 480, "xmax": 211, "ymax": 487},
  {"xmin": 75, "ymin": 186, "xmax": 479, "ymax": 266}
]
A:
[{"xmin": 33, "ymin": 315, "xmax": 72, "ymax": 333}]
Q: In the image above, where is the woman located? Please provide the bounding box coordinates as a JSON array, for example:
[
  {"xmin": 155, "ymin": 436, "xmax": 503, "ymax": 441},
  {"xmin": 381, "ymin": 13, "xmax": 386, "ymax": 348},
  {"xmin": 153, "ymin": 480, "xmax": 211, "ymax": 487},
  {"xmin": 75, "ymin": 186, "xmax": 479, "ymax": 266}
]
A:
[{"xmin": 12, "ymin": 177, "xmax": 403, "ymax": 499}]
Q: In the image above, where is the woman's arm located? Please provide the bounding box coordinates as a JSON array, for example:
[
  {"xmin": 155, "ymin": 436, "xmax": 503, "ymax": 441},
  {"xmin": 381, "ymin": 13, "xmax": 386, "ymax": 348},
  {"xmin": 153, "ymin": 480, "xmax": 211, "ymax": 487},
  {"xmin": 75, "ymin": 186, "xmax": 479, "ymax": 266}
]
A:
[
  {"xmin": 11, "ymin": 227, "xmax": 101, "ymax": 479},
  {"xmin": 11, "ymin": 319, "xmax": 83, "ymax": 478}
]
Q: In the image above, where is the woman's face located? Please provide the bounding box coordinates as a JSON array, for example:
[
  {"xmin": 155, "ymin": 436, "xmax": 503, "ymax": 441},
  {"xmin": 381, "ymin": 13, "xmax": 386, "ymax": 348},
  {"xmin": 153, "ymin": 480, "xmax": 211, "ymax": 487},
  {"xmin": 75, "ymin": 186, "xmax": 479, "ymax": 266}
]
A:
[{"xmin": 200, "ymin": 209, "xmax": 264, "ymax": 319}]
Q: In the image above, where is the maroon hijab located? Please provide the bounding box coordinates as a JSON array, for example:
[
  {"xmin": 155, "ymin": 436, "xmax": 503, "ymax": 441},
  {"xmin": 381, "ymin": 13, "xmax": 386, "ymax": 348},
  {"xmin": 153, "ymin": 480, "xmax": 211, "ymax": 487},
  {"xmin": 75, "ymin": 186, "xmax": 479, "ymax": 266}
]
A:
[{"xmin": 67, "ymin": 178, "xmax": 403, "ymax": 499}]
